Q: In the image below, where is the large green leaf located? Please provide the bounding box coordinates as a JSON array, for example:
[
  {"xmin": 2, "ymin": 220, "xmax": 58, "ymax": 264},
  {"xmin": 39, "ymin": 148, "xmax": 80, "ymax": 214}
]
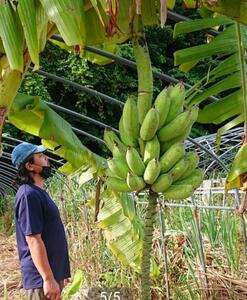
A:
[
  {"xmin": 40, "ymin": 0, "xmax": 86, "ymax": 46},
  {"xmin": 174, "ymin": 16, "xmax": 247, "ymax": 139},
  {"xmin": 0, "ymin": 1, "xmax": 24, "ymax": 71},
  {"xmin": 8, "ymin": 93, "xmax": 104, "ymax": 175},
  {"xmin": 18, "ymin": 0, "xmax": 39, "ymax": 66}
]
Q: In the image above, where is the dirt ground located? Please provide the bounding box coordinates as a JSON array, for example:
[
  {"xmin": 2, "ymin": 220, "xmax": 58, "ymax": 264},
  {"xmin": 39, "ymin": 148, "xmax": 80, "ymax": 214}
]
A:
[{"xmin": 0, "ymin": 233, "xmax": 26, "ymax": 299}]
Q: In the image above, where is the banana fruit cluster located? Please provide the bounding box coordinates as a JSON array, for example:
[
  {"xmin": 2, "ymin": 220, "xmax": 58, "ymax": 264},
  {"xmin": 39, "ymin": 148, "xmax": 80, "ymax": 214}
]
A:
[{"xmin": 104, "ymin": 83, "xmax": 203, "ymax": 200}]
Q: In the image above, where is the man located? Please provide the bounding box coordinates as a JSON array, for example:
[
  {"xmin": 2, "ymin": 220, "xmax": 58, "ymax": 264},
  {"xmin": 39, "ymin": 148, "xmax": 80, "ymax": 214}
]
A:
[{"xmin": 11, "ymin": 142, "xmax": 70, "ymax": 300}]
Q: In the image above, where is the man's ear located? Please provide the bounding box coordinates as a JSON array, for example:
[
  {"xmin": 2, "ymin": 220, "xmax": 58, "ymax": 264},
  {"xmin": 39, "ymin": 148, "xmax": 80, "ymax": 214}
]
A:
[{"xmin": 25, "ymin": 161, "xmax": 34, "ymax": 172}]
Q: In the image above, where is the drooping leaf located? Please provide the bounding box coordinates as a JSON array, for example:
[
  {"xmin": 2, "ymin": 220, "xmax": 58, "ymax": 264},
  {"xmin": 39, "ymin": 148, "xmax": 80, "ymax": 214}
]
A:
[
  {"xmin": 40, "ymin": 0, "xmax": 86, "ymax": 46},
  {"xmin": 226, "ymin": 144, "xmax": 247, "ymax": 190},
  {"xmin": 18, "ymin": 0, "xmax": 39, "ymax": 66},
  {"xmin": 96, "ymin": 189, "xmax": 142, "ymax": 271},
  {"xmin": 8, "ymin": 93, "xmax": 104, "ymax": 175},
  {"xmin": 0, "ymin": 1, "xmax": 24, "ymax": 71}
]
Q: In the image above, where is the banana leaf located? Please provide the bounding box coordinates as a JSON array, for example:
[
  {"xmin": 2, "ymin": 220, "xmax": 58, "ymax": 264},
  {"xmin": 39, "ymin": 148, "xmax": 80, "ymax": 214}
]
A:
[
  {"xmin": 201, "ymin": 0, "xmax": 247, "ymax": 26},
  {"xmin": 225, "ymin": 143, "xmax": 247, "ymax": 190},
  {"xmin": 8, "ymin": 93, "xmax": 105, "ymax": 175},
  {"xmin": 174, "ymin": 16, "xmax": 247, "ymax": 138},
  {"xmin": 96, "ymin": 189, "xmax": 142, "ymax": 271},
  {"xmin": 18, "ymin": 0, "xmax": 39, "ymax": 66},
  {"xmin": 40, "ymin": 0, "xmax": 86, "ymax": 46},
  {"xmin": 0, "ymin": 1, "xmax": 24, "ymax": 71}
]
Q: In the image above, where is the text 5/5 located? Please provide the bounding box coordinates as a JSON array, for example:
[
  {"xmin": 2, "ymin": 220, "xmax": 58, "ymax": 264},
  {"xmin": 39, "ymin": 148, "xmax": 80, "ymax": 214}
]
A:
[{"xmin": 100, "ymin": 291, "xmax": 121, "ymax": 300}]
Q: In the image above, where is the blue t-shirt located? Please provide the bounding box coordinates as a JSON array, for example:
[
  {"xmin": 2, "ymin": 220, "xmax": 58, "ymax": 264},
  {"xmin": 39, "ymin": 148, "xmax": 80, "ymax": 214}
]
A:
[{"xmin": 14, "ymin": 184, "xmax": 71, "ymax": 289}]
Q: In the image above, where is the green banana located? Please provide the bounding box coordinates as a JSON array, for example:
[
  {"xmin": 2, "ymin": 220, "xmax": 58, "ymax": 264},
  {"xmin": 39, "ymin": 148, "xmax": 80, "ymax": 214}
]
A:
[
  {"xmin": 122, "ymin": 96, "xmax": 140, "ymax": 140},
  {"xmin": 106, "ymin": 177, "xmax": 131, "ymax": 192},
  {"xmin": 160, "ymin": 143, "xmax": 185, "ymax": 173},
  {"xmin": 143, "ymin": 135, "xmax": 160, "ymax": 164},
  {"xmin": 158, "ymin": 108, "xmax": 192, "ymax": 142},
  {"xmin": 168, "ymin": 158, "xmax": 189, "ymax": 182},
  {"xmin": 165, "ymin": 83, "xmax": 185, "ymax": 123},
  {"xmin": 151, "ymin": 174, "xmax": 172, "ymax": 193},
  {"xmin": 112, "ymin": 142, "xmax": 126, "ymax": 160},
  {"xmin": 138, "ymin": 137, "xmax": 145, "ymax": 158},
  {"xmin": 160, "ymin": 106, "xmax": 199, "ymax": 153},
  {"xmin": 180, "ymin": 152, "xmax": 199, "ymax": 180},
  {"xmin": 127, "ymin": 172, "xmax": 146, "ymax": 191},
  {"xmin": 175, "ymin": 169, "xmax": 204, "ymax": 189},
  {"xmin": 119, "ymin": 116, "xmax": 138, "ymax": 147},
  {"xmin": 163, "ymin": 184, "xmax": 194, "ymax": 200},
  {"xmin": 154, "ymin": 87, "xmax": 171, "ymax": 129},
  {"xmin": 104, "ymin": 128, "xmax": 125, "ymax": 152},
  {"xmin": 144, "ymin": 158, "xmax": 161, "ymax": 185},
  {"xmin": 105, "ymin": 168, "xmax": 117, "ymax": 178},
  {"xmin": 140, "ymin": 107, "xmax": 160, "ymax": 141},
  {"xmin": 133, "ymin": 34, "xmax": 153, "ymax": 124},
  {"xmin": 126, "ymin": 147, "xmax": 145, "ymax": 176},
  {"xmin": 107, "ymin": 157, "xmax": 129, "ymax": 179}
]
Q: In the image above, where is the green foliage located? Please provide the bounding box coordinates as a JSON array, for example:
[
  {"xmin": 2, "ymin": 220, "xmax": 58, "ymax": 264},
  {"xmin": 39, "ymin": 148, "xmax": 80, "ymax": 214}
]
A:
[{"xmin": 5, "ymin": 15, "xmax": 215, "ymax": 157}]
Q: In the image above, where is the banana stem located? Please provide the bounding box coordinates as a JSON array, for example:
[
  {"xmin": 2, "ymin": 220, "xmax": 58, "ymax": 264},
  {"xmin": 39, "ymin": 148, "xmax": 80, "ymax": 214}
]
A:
[
  {"xmin": 132, "ymin": 16, "xmax": 153, "ymax": 124},
  {"xmin": 140, "ymin": 189, "xmax": 158, "ymax": 300}
]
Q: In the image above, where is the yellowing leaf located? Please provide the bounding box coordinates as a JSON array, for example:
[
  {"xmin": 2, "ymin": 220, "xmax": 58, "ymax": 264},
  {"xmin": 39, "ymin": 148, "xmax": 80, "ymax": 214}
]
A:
[{"xmin": 226, "ymin": 144, "xmax": 247, "ymax": 190}]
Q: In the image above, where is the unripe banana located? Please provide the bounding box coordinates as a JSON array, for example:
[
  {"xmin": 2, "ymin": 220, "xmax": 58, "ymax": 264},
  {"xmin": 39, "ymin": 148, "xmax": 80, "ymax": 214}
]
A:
[
  {"xmin": 122, "ymin": 96, "xmax": 140, "ymax": 140},
  {"xmin": 104, "ymin": 128, "xmax": 126, "ymax": 152},
  {"xmin": 168, "ymin": 158, "xmax": 189, "ymax": 182},
  {"xmin": 143, "ymin": 135, "xmax": 160, "ymax": 164},
  {"xmin": 107, "ymin": 157, "xmax": 129, "ymax": 179},
  {"xmin": 105, "ymin": 168, "xmax": 117, "ymax": 178},
  {"xmin": 119, "ymin": 116, "xmax": 138, "ymax": 147},
  {"xmin": 106, "ymin": 177, "xmax": 131, "ymax": 192},
  {"xmin": 127, "ymin": 172, "xmax": 146, "ymax": 191},
  {"xmin": 165, "ymin": 83, "xmax": 185, "ymax": 123},
  {"xmin": 112, "ymin": 142, "xmax": 126, "ymax": 160},
  {"xmin": 138, "ymin": 137, "xmax": 145, "ymax": 158},
  {"xmin": 144, "ymin": 158, "xmax": 161, "ymax": 185},
  {"xmin": 126, "ymin": 147, "xmax": 145, "ymax": 176},
  {"xmin": 158, "ymin": 109, "xmax": 192, "ymax": 142},
  {"xmin": 160, "ymin": 106, "xmax": 199, "ymax": 153},
  {"xmin": 179, "ymin": 152, "xmax": 199, "ymax": 180},
  {"xmin": 154, "ymin": 88, "xmax": 171, "ymax": 129},
  {"xmin": 151, "ymin": 174, "xmax": 172, "ymax": 193},
  {"xmin": 175, "ymin": 169, "xmax": 204, "ymax": 189},
  {"xmin": 140, "ymin": 107, "xmax": 160, "ymax": 141},
  {"xmin": 163, "ymin": 184, "xmax": 193, "ymax": 200},
  {"xmin": 160, "ymin": 143, "xmax": 185, "ymax": 173}
]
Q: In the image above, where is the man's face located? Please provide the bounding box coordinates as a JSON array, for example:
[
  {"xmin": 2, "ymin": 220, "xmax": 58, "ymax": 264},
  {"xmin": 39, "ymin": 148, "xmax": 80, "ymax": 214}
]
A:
[{"xmin": 33, "ymin": 152, "xmax": 50, "ymax": 167}]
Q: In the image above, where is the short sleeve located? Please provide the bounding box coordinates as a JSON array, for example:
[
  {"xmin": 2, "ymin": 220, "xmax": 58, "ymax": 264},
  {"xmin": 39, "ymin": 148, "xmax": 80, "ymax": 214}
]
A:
[{"xmin": 17, "ymin": 192, "xmax": 45, "ymax": 236}]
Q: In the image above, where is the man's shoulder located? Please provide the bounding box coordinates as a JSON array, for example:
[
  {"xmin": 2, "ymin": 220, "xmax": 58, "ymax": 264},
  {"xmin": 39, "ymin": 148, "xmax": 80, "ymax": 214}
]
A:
[{"xmin": 16, "ymin": 184, "xmax": 46, "ymax": 200}]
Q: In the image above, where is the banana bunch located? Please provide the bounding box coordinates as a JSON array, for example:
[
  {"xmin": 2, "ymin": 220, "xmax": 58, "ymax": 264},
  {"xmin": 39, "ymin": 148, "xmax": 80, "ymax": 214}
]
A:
[{"xmin": 104, "ymin": 83, "xmax": 204, "ymax": 200}]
